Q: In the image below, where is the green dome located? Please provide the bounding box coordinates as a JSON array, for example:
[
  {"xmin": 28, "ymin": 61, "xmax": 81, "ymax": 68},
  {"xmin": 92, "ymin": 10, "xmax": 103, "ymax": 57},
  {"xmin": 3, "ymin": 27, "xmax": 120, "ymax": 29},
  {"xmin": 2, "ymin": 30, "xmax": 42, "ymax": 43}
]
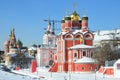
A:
[
  {"xmin": 61, "ymin": 19, "xmax": 65, "ymax": 23},
  {"xmin": 16, "ymin": 39, "xmax": 23, "ymax": 46},
  {"xmin": 64, "ymin": 16, "xmax": 71, "ymax": 20},
  {"xmin": 82, "ymin": 16, "xmax": 88, "ymax": 20}
]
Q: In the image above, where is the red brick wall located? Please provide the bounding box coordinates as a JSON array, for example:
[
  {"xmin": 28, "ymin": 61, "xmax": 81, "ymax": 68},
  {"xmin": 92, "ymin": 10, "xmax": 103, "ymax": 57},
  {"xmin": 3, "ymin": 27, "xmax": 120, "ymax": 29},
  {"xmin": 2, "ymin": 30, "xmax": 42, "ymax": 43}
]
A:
[{"xmin": 74, "ymin": 63, "xmax": 96, "ymax": 72}]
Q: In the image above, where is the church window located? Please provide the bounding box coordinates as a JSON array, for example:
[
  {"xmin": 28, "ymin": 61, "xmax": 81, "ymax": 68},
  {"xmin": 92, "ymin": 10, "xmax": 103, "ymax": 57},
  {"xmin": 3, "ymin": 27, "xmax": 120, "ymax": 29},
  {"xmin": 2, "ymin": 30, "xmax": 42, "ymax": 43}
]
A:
[
  {"xmin": 86, "ymin": 35, "xmax": 90, "ymax": 38},
  {"xmin": 66, "ymin": 35, "xmax": 72, "ymax": 38},
  {"xmin": 83, "ymin": 51, "xmax": 86, "ymax": 56},
  {"xmin": 82, "ymin": 67, "xmax": 84, "ymax": 70},
  {"xmin": 75, "ymin": 35, "xmax": 81, "ymax": 38},
  {"xmin": 50, "ymin": 54, "xmax": 52, "ymax": 58},
  {"xmin": 74, "ymin": 53, "xmax": 77, "ymax": 58},
  {"xmin": 65, "ymin": 34, "xmax": 73, "ymax": 40}
]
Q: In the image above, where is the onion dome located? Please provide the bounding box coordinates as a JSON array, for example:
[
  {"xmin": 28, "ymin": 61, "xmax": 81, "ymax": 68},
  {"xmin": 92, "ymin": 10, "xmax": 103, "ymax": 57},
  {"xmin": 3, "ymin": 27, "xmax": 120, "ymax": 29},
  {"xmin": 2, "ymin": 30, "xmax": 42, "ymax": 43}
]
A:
[
  {"xmin": 61, "ymin": 18, "xmax": 65, "ymax": 23},
  {"xmin": 16, "ymin": 39, "xmax": 23, "ymax": 47},
  {"xmin": 4, "ymin": 40, "xmax": 10, "ymax": 46},
  {"xmin": 64, "ymin": 16, "xmax": 71, "ymax": 20},
  {"xmin": 82, "ymin": 16, "xmax": 88, "ymax": 20},
  {"xmin": 70, "ymin": 11, "xmax": 81, "ymax": 21}
]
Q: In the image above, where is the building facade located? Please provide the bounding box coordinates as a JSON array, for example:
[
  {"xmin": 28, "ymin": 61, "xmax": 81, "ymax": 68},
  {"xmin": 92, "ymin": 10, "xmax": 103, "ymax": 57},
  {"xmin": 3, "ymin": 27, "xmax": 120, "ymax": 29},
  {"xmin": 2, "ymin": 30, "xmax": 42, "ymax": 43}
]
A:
[
  {"xmin": 4, "ymin": 28, "xmax": 23, "ymax": 54},
  {"xmin": 37, "ymin": 22, "xmax": 57, "ymax": 67},
  {"xmin": 4, "ymin": 28, "xmax": 28, "ymax": 67},
  {"xmin": 49, "ymin": 9, "xmax": 98, "ymax": 72}
]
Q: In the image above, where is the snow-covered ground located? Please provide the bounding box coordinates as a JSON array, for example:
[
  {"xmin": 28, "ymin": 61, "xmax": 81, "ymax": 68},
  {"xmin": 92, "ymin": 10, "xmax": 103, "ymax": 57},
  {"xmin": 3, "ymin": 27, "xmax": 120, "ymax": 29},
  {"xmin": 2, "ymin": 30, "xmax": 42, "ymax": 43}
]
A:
[{"xmin": 0, "ymin": 67, "xmax": 120, "ymax": 80}]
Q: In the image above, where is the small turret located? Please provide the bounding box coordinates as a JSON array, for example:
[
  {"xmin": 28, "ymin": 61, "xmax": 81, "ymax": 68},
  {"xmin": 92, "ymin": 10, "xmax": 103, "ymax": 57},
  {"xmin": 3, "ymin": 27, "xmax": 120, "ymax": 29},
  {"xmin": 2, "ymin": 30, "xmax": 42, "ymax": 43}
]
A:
[
  {"xmin": 61, "ymin": 18, "xmax": 65, "ymax": 32},
  {"xmin": 64, "ymin": 16, "xmax": 72, "ymax": 32},
  {"xmin": 82, "ymin": 14, "xmax": 88, "ymax": 32}
]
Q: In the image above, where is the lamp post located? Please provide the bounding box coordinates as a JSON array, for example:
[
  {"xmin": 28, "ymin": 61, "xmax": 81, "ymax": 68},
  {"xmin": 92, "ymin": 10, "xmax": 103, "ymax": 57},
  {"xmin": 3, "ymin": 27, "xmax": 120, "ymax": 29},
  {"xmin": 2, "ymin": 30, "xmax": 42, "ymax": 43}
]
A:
[
  {"xmin": 69, "ymin": 70, "xmax": 71, "ymax": 80},
  {"xmin": 95, "ymin": 69, "xmax": 97, "ymax": 80}
]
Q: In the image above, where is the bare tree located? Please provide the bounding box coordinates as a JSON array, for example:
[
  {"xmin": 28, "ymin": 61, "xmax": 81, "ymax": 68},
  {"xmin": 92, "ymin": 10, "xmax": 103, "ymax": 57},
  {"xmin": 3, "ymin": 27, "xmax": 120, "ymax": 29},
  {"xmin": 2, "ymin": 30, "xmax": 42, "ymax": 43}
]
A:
[{"xmin": 93, "ymin": 43, "xmax": 120, "ymax": 66}]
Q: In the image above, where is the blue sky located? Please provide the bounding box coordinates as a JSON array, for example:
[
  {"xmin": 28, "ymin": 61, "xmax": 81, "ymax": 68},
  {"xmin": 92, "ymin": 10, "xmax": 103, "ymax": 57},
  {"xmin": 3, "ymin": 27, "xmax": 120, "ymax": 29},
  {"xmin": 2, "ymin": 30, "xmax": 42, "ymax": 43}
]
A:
[{"xmin": 0, "ymin": 0, "xmax": 120, "ymax": 50}]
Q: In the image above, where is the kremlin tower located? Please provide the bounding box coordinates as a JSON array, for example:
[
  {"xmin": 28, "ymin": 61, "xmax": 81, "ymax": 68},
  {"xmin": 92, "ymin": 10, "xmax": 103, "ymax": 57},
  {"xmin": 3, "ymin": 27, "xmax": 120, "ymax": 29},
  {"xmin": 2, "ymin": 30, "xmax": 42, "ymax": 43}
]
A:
[{"xmin": 49, "ymin": 7, "xmax": 98, "ymax": 72}]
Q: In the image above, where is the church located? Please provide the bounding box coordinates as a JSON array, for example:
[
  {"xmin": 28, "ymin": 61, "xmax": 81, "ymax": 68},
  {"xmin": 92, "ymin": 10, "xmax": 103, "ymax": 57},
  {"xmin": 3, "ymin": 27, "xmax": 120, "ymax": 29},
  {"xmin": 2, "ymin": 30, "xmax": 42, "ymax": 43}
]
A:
[
  {"xmin": 49, "ymin": 8, "xmax": 99, "ymax": 72},
  {"xmin": 4, "ymin": 28, "xmax": 30, "ymax": 68},
  {"xmin": 37, "ymin": 22, "xmax": 57, "ymax": 67}
]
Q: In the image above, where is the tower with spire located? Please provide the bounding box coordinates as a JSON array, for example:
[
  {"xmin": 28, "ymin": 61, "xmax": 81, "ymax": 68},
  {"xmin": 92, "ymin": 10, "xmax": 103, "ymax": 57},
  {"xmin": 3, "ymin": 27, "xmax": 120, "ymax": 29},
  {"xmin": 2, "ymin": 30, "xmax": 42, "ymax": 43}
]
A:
[
  {"xmin": 4, "ymin": 28, "xmax": 25, "ymax": 66},
  {"xmin": 4, "ymin": 28, "xmax": 23, "ymax": 53},
  {"xmin": 37, "ymin": 21, "xmax": 57, "ymax": 67},
  {"xmin": 43, "ymin": 22, "xmax": 56, "ymax": 47}
]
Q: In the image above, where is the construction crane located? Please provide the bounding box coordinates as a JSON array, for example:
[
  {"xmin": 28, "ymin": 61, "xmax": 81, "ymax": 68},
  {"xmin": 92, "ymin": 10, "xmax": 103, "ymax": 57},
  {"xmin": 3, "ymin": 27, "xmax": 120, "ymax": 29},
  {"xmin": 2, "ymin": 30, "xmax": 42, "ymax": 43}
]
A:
[{"xmin": 44, "ymin": 19, "xmax": 61, "ymax": 34}]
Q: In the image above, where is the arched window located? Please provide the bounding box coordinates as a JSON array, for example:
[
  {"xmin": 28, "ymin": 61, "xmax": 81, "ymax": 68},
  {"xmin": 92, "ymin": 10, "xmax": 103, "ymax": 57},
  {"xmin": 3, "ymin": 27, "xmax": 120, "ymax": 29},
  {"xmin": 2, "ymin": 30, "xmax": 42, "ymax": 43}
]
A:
[
  {"xmin": 86, "ymin": 34, "xmax": 90, "ymax": 38},
  {"xmin": 84, "ymin": 33, "xmax": 93, "ymax": 39},
  {"xmin": 65, "ymin": 34, "xmax": 73, "ymax": 40},
  {"xmin": 65, "ymin": 35, "xmax": 72, "ymax": 38},
  {"xmin": 75, "ymin": 35, "xmax": 80, "ymax": 38}
]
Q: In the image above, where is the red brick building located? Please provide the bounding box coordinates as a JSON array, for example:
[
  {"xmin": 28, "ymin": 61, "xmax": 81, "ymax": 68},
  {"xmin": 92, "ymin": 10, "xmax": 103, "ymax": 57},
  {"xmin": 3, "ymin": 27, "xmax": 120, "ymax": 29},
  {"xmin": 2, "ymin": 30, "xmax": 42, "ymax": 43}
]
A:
[{"xmin": 49, "ymin": 9, "xmax": 98, "ymax": 72}]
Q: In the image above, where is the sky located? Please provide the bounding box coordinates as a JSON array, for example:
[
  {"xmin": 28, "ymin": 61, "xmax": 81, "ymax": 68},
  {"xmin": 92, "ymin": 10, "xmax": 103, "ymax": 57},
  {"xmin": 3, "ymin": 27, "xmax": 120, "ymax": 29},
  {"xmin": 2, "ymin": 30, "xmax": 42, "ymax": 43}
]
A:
[{"xmin": 0, "ymin": 0, "xmax": 120, "ymax": 50}]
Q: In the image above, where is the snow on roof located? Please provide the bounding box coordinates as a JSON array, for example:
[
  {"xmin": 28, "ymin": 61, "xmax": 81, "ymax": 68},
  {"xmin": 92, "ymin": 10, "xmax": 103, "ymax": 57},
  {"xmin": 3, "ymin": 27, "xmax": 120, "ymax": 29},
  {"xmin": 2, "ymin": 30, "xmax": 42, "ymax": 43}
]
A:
[
  {"xmin": 94, "ymin": 29, "xmax": 120, "ymax": 36},
  {"xmin": 68, "ymin": 44, "xmax": 95, "ymax": 49},
  {"xmin": 58, "ymin": 31, "xmax": 67, "ymax": 35},
  {"xmin": 58, "ymin": 29, "xmax": 88, "ymax": 35},
  {"xmin": 8, "ymin": 53, "xmax": 17, "ymax": 57},
  {"xmin": 114, "ymin": 59, "xmax": 120, "ymax": 64},
  {"xmin": 94, "ymin": 35, "xmax": 111, "ymax": 42},
  {"xmin": 72, "ymin": 29, "xmax": 82, "ymax": 34},
  {"xmin": 74, "ymin": 57, "xmax": 95, "ymax": 64},
  {"xmin": 93, "ymin": 29, "xmax": 120, "ymax": 41},
  {"xmin": 28, "ymin": 47, "xmax": 37, "ymax": 51}
]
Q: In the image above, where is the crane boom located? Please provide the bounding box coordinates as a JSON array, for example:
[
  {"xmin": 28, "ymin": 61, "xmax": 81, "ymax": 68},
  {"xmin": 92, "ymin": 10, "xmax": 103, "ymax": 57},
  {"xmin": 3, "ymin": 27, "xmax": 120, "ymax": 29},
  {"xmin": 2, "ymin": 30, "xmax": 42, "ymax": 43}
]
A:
[{"xmin": 44, "ymin": 19, "xmax": 60, "ymax": 34}]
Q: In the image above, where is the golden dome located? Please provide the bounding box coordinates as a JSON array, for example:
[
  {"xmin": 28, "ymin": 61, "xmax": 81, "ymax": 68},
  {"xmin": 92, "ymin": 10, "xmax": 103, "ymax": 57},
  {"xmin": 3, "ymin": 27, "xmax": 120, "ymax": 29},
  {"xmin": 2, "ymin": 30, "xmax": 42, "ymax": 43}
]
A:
[{"xmin": 70, "ymin": 11, "xmax": 81, "ymax": 21}]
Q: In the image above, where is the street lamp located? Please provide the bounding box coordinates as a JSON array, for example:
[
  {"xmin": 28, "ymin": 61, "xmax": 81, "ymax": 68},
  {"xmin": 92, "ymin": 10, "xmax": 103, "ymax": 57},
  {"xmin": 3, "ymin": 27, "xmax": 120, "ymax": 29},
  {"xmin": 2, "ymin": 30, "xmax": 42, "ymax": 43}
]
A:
[{"xmin": 95, "ymin": 69, "xmax": 97, "ymax": 80}]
